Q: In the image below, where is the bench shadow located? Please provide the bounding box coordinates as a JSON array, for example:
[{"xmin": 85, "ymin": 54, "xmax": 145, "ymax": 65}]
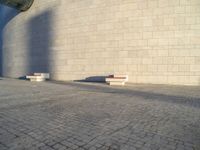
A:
[
  {"xmin": 19, "ymin": 76, "xmax": 27, "ymax": 80},
  {"xmin": 74, "ymin": 76, "xmax": 107, "ymax": 83}
]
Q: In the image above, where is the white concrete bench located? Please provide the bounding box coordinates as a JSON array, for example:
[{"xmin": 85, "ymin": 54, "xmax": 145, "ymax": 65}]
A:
[
  {"xmin": 106, "ymin": 74, "xmax": 128, "ymax": 86},
  {"xmin": 34, "ymin": 73, "xmax": 50, "ymax": 79},
  {"xmin": 26, "ymin": 73, "xmax": 50, "ymax": 82},
  {"xmin": 26, "ymin": 75, "xmax": 46, "ymax": 82}
]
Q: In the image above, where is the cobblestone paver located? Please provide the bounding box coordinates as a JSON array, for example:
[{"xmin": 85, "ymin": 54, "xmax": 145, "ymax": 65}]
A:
[{"xmin": 0, "ymin": 78, "xmax": 200, "ymax": 150}]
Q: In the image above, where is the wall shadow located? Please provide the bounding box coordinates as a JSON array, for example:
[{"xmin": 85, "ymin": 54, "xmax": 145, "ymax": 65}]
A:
[
  {"xmin": 51, "ymin": 81, "xmax": 200, "ymax": 108},
  {"xmin": 0, "ymin": 5, "xmax": 19, "ymax": 76},
  {"xmin": 27, "ymin": 10, "xmax": 53, "ymax": 75}
]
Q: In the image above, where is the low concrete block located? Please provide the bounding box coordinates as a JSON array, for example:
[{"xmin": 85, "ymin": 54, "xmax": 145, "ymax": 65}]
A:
[
  {"xmin": 26, "ymin": 75, "xmax": 46, "ymax": 82},
  {"xmin": 30, "ymin": 78, "xmax": 46, "ymax": 82},
  {"xmin": 114, "ymin": 75, "xmax": 128, "ymax": 81},
  {"xmin": 106, "ymin": 78, "xmax": 127, "ymax": 82},
  {"xmin": 109, "ymin": 82, "xmax": 125, "ymax": 86},
  {"xmin": 34, "ymin": 73, "xmax": 50, "ymax": 79},
  {"xmin": 106, "ymin": 74, "xmax": 128, "ymax": 86}
]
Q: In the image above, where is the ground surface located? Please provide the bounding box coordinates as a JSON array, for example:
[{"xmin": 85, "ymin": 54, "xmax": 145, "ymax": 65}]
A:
[{"xmin": 0, "ymin": 78, "xmax": 200, "ymax": 150}]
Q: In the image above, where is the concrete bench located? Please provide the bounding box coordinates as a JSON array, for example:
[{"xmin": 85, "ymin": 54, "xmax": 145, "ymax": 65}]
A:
[
  {"xmin": 26, "ymin": 75, "xmax": 46, "ymax": 82},
  {"xmin": 106, "ymin": 74, "xmax": 128, "ymax": 86},
  {"xmin": 26, "ymin": 73, "xmax": 50, "ymax": 82},
  {"xmin": 34, "ymin": 73, "xmax": 50, "ymax": 79}
]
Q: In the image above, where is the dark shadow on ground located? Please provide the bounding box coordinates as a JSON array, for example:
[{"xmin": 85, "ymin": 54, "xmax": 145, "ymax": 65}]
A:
[
  {"xmin": 18, "ymin": 76, "xmax": 27, "ymax": 80},
  {"xmin": 26, "ymin": 10, "xmax": 53, "ymax": 75},
  {"xmin": 50, "ymin": 81, "xmax": 200, "ymax": 108},
  {"xmin": 74, "ymin": 76, "xmax": 107, "ymax": 83},
  {"xmin": 0, "ymin": 6, "xmax": 19, "ymax": 76}
]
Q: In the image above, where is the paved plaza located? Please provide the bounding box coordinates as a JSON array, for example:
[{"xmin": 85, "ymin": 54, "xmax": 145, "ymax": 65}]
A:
[{"xmin": 0, "ymin": 78, "xmax": 200, "ymax": 150}]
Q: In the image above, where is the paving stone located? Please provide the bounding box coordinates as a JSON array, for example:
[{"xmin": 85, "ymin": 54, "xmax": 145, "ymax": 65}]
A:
[{"xmin": 0, "ymin": 79, "xmax": 200, "ymax": 150}]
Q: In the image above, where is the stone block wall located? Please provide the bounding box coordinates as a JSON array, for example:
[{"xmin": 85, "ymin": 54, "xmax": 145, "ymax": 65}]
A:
[{"xmin": 1, "ymin": 0, "xmax": 200, "ymax": 85}]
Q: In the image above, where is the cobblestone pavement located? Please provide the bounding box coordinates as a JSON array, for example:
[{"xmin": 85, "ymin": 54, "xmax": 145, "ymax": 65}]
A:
[{"xmin": 0, "ymin": 78, "xmax": 200, "ymax": 150}]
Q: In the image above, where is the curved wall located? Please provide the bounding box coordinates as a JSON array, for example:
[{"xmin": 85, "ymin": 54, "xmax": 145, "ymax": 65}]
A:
[{"xmin": 1, "ymin": 0, "xmax": 200, "ymax": 85}]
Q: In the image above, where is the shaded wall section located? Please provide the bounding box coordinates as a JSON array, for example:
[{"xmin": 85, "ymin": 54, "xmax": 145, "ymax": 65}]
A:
[
  {"xmin": 0, "ymin": 5, "xmax": 19, "ymax": 76},
  {"xmin": 27, "ymin": 10, "xmax": 52, "ymax": 75},
  {"xmin": 1, "ymin": 1, "xmax": 55, "ymax": 78}
]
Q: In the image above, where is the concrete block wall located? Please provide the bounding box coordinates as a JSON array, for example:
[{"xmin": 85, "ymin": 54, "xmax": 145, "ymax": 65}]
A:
[{"xmin": 1, "ymin": 0, "xmax": 200, "ymax": 85}]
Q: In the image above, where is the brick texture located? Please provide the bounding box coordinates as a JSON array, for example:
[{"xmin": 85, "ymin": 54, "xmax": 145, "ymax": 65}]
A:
[{"xmin": 1, "ymin": 0, "xmax": 200, "ymax": 85}]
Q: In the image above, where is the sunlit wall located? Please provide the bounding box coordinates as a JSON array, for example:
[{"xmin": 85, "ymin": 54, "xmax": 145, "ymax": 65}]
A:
[{"xmin": 1, "ymin": 0, "xmax": 200, "ymax": 85}]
